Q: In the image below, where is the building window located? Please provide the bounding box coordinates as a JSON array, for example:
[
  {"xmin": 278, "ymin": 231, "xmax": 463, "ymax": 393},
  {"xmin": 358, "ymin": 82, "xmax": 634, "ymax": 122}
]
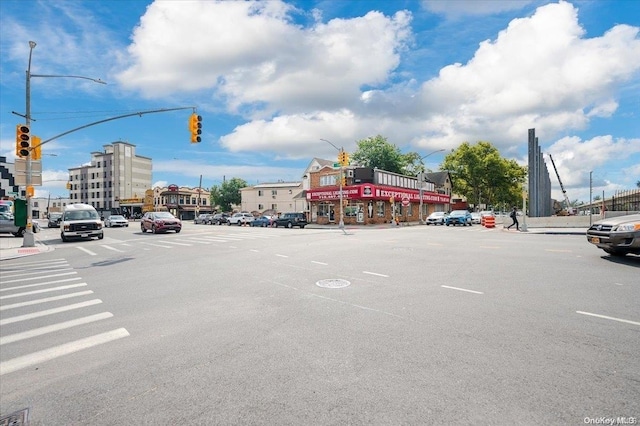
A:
[
  {"xmin": 258, "ymin": 204, "xmax": 264, "ymax": 210},
  {"xmin": 318, "ymin": 202, "xmax": 331, "ymax": 217},
  {"xmin": 258, "ymin": 190, "xmax": 263, "ymax": 196},
  {"xmin": 271, "ymin": 190, "xmax": 277, "ymax": 196},
  {"xmin": 320, "ymin": 175, "xmax": 337, "ymax": 186},
  {"xmin": 289, "ymin": 190, "xmax": 292, "ymax": 194},
  {"xmin": 376, "ymin": 201, "xmax": 385, "ymax": 217}
]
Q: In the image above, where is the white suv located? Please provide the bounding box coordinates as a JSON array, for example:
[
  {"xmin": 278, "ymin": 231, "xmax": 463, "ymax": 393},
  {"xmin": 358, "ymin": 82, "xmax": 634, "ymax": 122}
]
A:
[
  {"xmin": 227, "ymin": 212, "xmax": 255, "ymax": 226},
  {"xmin": 61, "ymin": 203, "xmax": 104, "ymax": 242}
]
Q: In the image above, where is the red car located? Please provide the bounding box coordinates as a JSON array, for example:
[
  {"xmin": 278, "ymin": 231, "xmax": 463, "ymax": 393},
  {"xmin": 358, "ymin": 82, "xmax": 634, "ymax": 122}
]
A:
[{"xmin": 141, "ymin": 211, "xmax": 182, "ymax": 234}]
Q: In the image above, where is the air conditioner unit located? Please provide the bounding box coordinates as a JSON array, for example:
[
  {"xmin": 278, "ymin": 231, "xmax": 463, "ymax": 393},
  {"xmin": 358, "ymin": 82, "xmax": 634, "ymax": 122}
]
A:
[{"xmin": 346, "ymin": 170, "xmax": 354, "ymax": 178}]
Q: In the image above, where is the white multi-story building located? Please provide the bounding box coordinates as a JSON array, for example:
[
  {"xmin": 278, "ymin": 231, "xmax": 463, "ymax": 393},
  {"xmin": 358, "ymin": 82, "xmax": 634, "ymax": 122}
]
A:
[
  {"xmin": 240, "ymin": 181, "xmax": 304, "ymax": 214},
  {"xmin": 68, "ymin": 141, "xmax": 151, "ymax": 214}
]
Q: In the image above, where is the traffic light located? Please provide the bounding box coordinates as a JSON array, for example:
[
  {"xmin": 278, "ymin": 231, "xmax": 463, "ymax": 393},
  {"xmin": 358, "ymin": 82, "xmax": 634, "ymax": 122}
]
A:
[
  {"xmin": 338, "ymin": 150, "xmax": 349, "ymax": 166},
  {"xmin": 32, "ymin": 136, "xmax": 42, "ymax": 160},
  {"xmin": 340, "ymin": 176, "xmax": 346, "ymax": 186},
  {"xmin": 16, "ymin": 124, "xmax": 31, "ymax": 158},
  {"xmin": 189, "ymin": 113, "xmax": 202, "ymax": 143}
]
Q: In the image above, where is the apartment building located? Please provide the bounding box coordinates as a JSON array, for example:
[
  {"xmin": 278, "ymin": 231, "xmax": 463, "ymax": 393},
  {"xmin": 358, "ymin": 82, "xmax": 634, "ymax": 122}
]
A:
[
  {"xmin": 68, "ymin": 141, "xmax": 151, "ymax": 215},
  {"xmin": 240, "ymin": 181, "xmax": 304, "ymax": 214}
]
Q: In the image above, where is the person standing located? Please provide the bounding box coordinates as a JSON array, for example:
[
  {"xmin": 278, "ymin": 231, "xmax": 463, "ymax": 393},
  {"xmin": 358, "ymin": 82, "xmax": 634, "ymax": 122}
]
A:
[{"xmin": 507, "ymin": 207, "xmax": 519, "ymax": 231}]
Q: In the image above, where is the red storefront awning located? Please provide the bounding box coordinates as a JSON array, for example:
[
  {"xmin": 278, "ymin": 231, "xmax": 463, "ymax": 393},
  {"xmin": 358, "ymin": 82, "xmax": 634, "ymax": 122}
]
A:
[{"xmin": 306, "ymin": 184, "xmax": 450, "ymax": 204}]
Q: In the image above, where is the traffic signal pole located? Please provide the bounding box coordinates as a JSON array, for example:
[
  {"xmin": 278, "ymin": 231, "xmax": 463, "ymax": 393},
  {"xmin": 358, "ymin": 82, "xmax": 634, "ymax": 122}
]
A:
[{"xmin": 22, "ymin": 41, "xmax": 36, "ymax": 247}]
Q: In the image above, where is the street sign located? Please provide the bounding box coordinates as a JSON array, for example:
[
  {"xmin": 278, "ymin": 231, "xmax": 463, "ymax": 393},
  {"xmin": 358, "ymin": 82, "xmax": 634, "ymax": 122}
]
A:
[
  {"xmin": 401, "ymin": 196, "xmax": 410, "ymax": 206},
  {"xmin": 333, "ymin": 162, "xmax": 341, "ymax": 168}
]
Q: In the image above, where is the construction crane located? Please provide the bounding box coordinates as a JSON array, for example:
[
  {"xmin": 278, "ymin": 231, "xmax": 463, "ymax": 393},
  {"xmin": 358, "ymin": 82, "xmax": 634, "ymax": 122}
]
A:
[{"xmin": 548, "ymin": 154, "xmax": 574, "ymax": 215}]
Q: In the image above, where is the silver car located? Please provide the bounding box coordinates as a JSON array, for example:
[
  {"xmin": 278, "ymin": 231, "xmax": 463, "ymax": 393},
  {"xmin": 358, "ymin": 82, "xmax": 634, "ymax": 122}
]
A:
[
  {"xmin": 426, "ymin": 211, "xmax": 448, "ymax": 225},
  {"xmin": 0, "ymin": 212, "xmax": 26, "ymax": 237},
  {"xmin": 105, "ymin": 215, "xmax": 129, "ymax": 227}
]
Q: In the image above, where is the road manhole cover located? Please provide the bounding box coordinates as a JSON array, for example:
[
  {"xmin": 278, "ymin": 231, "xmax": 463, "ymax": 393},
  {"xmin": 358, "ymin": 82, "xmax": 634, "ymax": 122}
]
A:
[{"xmin": 316, "ymin": 279, "xmax": 351, "ymax": 289}]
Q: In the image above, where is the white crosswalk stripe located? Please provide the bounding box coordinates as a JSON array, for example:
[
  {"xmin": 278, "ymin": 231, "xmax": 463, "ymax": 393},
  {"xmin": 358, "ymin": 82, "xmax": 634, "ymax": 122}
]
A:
[{"xmin": 0, "ymin": 258, "xmax": 129, "ymax": 376}]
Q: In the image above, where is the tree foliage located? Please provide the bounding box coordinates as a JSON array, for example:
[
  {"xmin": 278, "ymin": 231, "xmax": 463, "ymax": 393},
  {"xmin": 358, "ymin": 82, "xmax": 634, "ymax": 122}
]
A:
[
  {"xmin": 441, "ymin": 141, "xmax": 527, "ymax": 209},
  {"xmin": 351, "ymin": 135, "xmax": 406, "ymax": 174},
  {"xmin": 210, "ymin": 177, "xmax": 247, "ymax": 212}
]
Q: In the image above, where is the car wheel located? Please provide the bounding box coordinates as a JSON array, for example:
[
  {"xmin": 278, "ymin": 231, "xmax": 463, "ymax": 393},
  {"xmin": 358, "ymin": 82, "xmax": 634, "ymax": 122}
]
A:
[
  {"xmin": 227, "ymin": 221, "xmax": 231, "ymax": 226},
  {"xmin": 300, "ymin": 225, "xmax": 305, "ymax": 229},
  {"xmin": 176, "ymin": 228, "xmax": 181, "ymax": 233},
  {"xmin": 61, "ymin": 233, "xmax": 68, "ymax": 242},
  {"xmin": 287, "ymin": 222, "xmax": 293, "ymax": 228},
  {"xmin": 98, "ymin": 233, "xmax": 104, "ymax": 240},
  {"xmin": 603, "ymin": 248, "xmax": 627, "ymax": 257},
  {"xmin": 446, "ymin": 223, "xmax": 450, "ymax": 226},
  {"xmin": 141, "ymin": 224, "xmax": 146, "ymax": 233}
]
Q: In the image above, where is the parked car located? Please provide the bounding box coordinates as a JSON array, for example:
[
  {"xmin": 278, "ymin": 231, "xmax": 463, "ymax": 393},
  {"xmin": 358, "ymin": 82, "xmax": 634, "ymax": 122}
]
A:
[
  {"xmin": 586, "ymin": 213, "xmax": 640, "ymax": 257},
  {"xmin": 228, "ymin": 212, "xmax": 255, "ymax": 226},
  {"xmin": 0, "ymin": 211, "xmax": 26, "ymax": 237},
  {"xmin": 194, "ymin": 214, "xmax": 212, "ymax": 224},
  {"xmin": 426, "ymin": 211, "xmax": 448, "ymax": 225},
  {"xmin": 60, "ymin": 203, "xmax": 104, "ymax": 242},
  {"xmin": 480, "ymin": 210, "xmax": 495, "ymax": 218},
  {"xmin": 274, "ymin": 212, "xmax": 307, "ymax": 228},
  {"xmin": 141, "ymin": 211, "xmax": 182, "ymax": 234},
  {"xmin": 105, "ymin": 215, "xmax": 129, "ymax": 227},
  {"xmin": 250, "ymin": 216, "xmax": 274, "ymax": 227},
  {"xmin": 470, "ymin": 212, "xmax": 482, "ymax": 224},
  {"xmin": 210, "ymin": 213, "xmax": 229, "ymax": 225},
  {"xmin": 47, "ymin": 212, "xmax": 63, "ymax": 228},
  {"xmin": 445, "ymin": 210, "xmax": 472, "ymax": 226}
]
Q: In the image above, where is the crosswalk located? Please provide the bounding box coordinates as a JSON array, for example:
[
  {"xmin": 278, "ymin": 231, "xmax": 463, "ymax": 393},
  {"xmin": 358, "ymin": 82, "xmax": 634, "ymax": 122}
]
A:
[
  {"xmin": 67, "ymin": 229, "xmax": 277, "ymax": 256},
  {"xmin": 0, "ymin": 258, "xmax": 129, "ymax": 376}
]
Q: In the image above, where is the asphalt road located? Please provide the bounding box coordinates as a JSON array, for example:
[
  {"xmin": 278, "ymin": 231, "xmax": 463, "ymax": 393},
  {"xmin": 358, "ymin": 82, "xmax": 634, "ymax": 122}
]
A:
[{"xmin": 1, "ymin": 223, "xmax": 638, "ymax": 425}]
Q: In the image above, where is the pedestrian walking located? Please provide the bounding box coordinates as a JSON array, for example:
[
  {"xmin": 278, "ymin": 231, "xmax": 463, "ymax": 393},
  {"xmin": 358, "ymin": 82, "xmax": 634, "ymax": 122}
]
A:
[{"xmin": 507, "ymin": 207, "xmax": 519, "ymax": 231}]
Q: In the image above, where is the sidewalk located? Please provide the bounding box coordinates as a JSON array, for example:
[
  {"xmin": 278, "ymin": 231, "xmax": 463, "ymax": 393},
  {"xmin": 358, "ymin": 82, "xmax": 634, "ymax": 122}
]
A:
[{"xmin": 0, "ymin": 233, "xmax": 52, "ymax": 261}]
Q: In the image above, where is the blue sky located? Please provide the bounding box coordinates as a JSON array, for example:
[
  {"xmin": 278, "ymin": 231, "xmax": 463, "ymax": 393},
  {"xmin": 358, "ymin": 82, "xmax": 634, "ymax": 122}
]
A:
[{"xmin": 1, "ymin": 0, "xmax": 639, "ymax": 203}]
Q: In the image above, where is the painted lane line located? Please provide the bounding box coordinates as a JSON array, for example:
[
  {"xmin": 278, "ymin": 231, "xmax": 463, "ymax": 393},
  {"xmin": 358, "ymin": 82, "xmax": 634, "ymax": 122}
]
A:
[
  {"xmin": 0, "ymin": 291, "xmax": 94, "ymax": 311},
  {"xmin": 182, "ymin": 238, "xmax": 212, "ymax": 244},
  {"xmin": 479, "ymin": 246, "xmax": 500, "ymax": 249},
  {"xmin": 576, "ymin": 311, "xmax": 640, "ymax": 326},
  {"xmin": 0, "ymin": 312, "xmax": 112, "ymax": 345},
  {"xmin": 441, "ymin": 285, "xmax": 484, "ymax": 295},
  {"xmin": 0, "ymin": 283, "xmax": 88, "ymax": 300},
  {"xmin": 545, "ymin": 249, "xmax": 572, "ymax": 253},
  {"xmin": 363, "ymin": 271, "xmax": 389, "ymax": 277},
  {"xmin": 101, "ymin": 245, "xmax": 125, "ymax": 252},
  {"xmin": 1, "ymin": 266, "xmax": 72, "ymax": 279},
  {"xmin": 0, "ymin": 328, "xmax": 129, "ymax": 376},
  {"xmin": 160, "ymin": 240, "xmax": 192, "ymax": 246},
  {"xmin": 276, "ymin": 254, "xmax": 289, "ymax": 258},
  {"xmin": 250, "ymin": 249, "xmax": 260, "ymax": 253},
  {"xmin": 140, "ymin": 242, "xmax": 173, "ymax": 249},
  {"xmin": 0, "ymin": 258, "xmax": 67, "ymax": 269},
  {"xmin": 311, "ymin": 261, "xmax": 328, "ymax": 265},
  {"xmin": 0, "ymin": 272, "xmax": 78, "ymax": 285},
  {"xmin": 76, "ymin": 247, "xmax": 97, "ymax": 256},
  {"xmin": 0, "ymin": 299, "xmax": 103, "ymax": 326},
  {"xmin": 1, "ymin": 277, "xmax": 82, "ymax": 293}
]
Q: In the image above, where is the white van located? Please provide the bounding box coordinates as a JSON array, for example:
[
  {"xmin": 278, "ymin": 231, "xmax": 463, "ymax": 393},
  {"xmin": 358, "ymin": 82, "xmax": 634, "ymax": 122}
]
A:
[{"xmin": 61, "ymin": 203, "xmax": 104, "ymax": 242}]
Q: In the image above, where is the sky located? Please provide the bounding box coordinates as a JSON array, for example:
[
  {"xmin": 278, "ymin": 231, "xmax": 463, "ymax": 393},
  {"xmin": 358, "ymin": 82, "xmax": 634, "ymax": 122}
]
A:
[{"xmin": 1, "ymin": 0, "xmax": 639, "ymax": 204}]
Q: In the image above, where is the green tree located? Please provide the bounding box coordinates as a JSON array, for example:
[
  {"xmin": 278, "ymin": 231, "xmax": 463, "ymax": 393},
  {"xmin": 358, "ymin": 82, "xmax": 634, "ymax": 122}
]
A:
[
  {"xmin": 441, "ymin": 141, "xmax": 527, "ymax": 209},
  {"xmin": 210, "ymin": 178, "xmax": 247, "ymax": 212},
  {"xmin": 351, "ymin": 135, "xmax": 406, "ymax": 174}
]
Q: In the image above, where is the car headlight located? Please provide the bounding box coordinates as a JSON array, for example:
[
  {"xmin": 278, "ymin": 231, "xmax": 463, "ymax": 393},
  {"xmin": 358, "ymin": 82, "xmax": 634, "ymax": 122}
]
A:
[{"xmin": 615, "ymin": 223, "xmax": 640, "ymax": 232}]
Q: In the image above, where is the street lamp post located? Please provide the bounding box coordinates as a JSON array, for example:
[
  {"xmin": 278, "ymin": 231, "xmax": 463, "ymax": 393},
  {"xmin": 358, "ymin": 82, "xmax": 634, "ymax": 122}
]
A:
[
  {"xmin": 320, "ymin": 138, "xmax": 345, "ymax": 230},
  {"xmin": 418, "ymin": 149, "xmax": 446, "ymax": 224},
  {"xmin": 21, "ymin": 41, "xmax": 106, "ymax": 247}
]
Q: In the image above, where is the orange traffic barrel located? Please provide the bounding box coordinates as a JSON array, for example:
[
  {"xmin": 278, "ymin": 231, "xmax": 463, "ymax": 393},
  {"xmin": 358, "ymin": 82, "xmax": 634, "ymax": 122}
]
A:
[{"xmin": 484, "ymin": 215, "xmax": 495, "ymax": 228}]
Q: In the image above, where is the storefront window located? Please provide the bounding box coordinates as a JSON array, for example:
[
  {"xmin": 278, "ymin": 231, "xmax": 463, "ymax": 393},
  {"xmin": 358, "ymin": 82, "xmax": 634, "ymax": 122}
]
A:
[
  {"xmin": 376, "ymin": 201, "xmax": 385, "ymax": 217},
  {"xmin": 318, "ymin": 202, "xmax": 331, "ymax": 217},
  {"xmin": 345, "ymin": 204, "xmax": 358, "ymax": 217}
]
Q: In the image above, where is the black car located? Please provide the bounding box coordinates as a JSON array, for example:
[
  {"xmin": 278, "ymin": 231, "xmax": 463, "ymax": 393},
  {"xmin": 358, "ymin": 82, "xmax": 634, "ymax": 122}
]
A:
[
  {"xmin": 210, "ymin": 213, "xmax": 229, "ymax": 225},
  {"xmin": 274, "ymin": 212, "xmax": 307, "ymax": 228},
  {"xmin": 47, "ymin": 213, "xmax": 62, "ymax": 228}
]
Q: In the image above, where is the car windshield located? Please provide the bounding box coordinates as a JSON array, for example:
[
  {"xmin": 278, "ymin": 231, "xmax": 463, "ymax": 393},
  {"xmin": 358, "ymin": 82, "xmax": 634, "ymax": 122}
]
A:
[
  {"xmin": 109, "ymin": 215, "xmax": 125, "ymax": 220},
  {"xmin": 451, "ymin": 210, "xmax": 467, "ymax": 215},
  {"xmin": 154, "ymin": 212, "xmax": 175, "ymax": 219},
  {"xmin": 64, "ymin": 210, "xmax": 99, "ymax": 220}
]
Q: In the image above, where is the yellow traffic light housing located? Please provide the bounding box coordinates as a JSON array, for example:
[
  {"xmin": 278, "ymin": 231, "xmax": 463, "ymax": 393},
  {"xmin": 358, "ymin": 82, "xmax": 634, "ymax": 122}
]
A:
[
  {"xmin": 32, "ymin": 136, "xmax": 42, "ymax": 160},
  {"xmin": 189, "ymin": 113, "xmax": 202, "ymax": 143},
  {"xmin": 338, "ymin": 150, "xmax": 349, "ymax": 166},
  {"xmin": 16, "ymin": 124, "xmax": 31, "ymax": 158}
]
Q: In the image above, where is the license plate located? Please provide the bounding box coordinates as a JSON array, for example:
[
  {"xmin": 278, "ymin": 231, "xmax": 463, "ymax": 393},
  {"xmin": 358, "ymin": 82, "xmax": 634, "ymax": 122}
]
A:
[{"xmin": 590, "ymin": 237, "xmax": 600, "ymax": 244}]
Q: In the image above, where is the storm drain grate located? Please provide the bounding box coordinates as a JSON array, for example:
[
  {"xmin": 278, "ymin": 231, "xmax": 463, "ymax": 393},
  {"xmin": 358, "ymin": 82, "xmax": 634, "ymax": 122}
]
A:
[
  {"xmin": 0, "ymin": 408, "xmax": 29, "ymax": 426},
  {"xmin": 316, "ymin": 279, "xmax": 351, "ymax": 289}
]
